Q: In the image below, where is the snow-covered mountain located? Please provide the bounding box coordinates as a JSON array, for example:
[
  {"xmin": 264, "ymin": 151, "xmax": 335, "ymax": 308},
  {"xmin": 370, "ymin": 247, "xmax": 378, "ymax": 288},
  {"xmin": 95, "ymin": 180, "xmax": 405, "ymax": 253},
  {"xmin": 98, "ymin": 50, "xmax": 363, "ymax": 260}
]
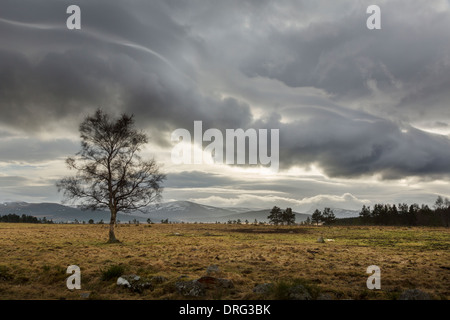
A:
[
  {"xmin": 217, "ymin": 209, "xmax": 311, "ymax": 223},
  {"xmin": 0, "ymin": 202, "xmax": 123, "ymax": 223},
  {"xmin": 221, "ymin": 207, "xmax": 262, "ymax": 213},
  {"xmin": 132, "ymin": 200, "xmax": 242, "ymax": 222},
  {"xmin": 306, "ymin": 206, "xmax": 360, "ymax": 219},
  {"xmin": 0, "ymin": 200, "xmax": 315, "ymax": 223},
  {"xmin": 330, "ymin": 208, "xmax": 360, "ymax": 218}
]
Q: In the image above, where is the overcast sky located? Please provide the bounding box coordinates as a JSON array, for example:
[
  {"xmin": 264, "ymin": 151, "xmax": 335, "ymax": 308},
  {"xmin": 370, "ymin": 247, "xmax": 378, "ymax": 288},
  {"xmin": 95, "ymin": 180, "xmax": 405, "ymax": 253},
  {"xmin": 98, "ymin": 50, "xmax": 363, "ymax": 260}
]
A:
[{"xmin": 1, "ymin": 0, "xmax": 450, "ymax": 212}]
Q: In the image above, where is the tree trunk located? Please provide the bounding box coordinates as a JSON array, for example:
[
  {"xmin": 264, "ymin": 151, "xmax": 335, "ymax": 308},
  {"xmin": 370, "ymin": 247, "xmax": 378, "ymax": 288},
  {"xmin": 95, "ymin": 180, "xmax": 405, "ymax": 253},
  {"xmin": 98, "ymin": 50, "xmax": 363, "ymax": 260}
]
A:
[{"xmin": 108, "ymin": 208, "xmax": 120, "ymax": 243}]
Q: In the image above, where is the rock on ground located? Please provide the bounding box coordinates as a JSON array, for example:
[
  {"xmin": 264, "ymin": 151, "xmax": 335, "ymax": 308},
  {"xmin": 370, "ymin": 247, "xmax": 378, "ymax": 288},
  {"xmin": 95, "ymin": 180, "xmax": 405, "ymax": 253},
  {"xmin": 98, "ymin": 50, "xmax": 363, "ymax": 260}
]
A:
[
  {"xmin": 206, "ymin": 265, "xmax": 220, "ymax": 275},
  {"xmin": 175, "ymin": 280, "xmax": 206, "ymax": 297},
  {"xmin": 79, "ymin": 292, "xmax": 91, "ymax": 299},
  {"xmin": 287, "ymin": 284, "xmax": 312, "ymax": 300},
  {"xmin": 175, "ymin": 275, "xmax": 234, "ymax": 297},
  {"xmin": 317, "ymin": 293, "xmax": 334, "ymax": 300},
  {"xmin": 196, "ymin": 276, "xmax": 234, "ymax": 289},
  {"xmin": 151, "ymin": 276, "xmax": 168, "ymax": 284},
  {"xmin": 253, "ymin": 283, "xmax": 274, "ymax": 295},
  {"xmin": 398, "ymin": 289, "xmax": 431, "ymax": 300},
  {"xmin": 116, "ymin": 274, "xmax": 153, "ymax": 293}
]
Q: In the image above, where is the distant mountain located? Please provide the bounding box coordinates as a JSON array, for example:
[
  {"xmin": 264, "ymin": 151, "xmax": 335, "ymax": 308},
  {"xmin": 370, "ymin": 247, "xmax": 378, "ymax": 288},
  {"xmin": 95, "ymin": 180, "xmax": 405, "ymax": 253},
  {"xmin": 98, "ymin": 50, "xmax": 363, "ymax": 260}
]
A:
[
  {"xmin": 216, "ymin": 209, "xmax": 310, "ymax": 223},
  {"xmin": 306, "ymin": 207, "xmax": 360, "ymax": 219},
  {"xmin": 132, "ymin": 200, "xmax": 239, "ymax": 222},
  {"xmin": 0, "ymin": 202, "xmax": 131, "ymax": 223},
  {"xmin": 123, "ymin": 201, "xmax": 310, "ymax": 223},
  {"xmin": 221, "ymin": 207, "xmax": 262, "ymax": 213},
  {"xmin": 0, "ymin": 200, "xmax": 313, "ymax": 224},
  {"xmin": 331, "ymin": 208, "xmax": 360, "ymax": 219}
]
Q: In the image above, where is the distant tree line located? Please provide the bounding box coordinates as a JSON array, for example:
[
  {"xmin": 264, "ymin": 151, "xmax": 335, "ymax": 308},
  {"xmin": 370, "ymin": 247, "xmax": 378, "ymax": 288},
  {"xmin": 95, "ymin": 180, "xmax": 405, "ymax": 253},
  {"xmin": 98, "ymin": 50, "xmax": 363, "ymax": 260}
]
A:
[
  {"xmin": 310, "ymin": 208, "xmax": 336, "ymax": 225},
  {"xmin": 334, "ymin": 196, "xmax": 450, "ymax": 227},
  {"xmin": 267, "ymin": 206, "xmax": 296, "ymax": 225},
  {"xmin": 0, "ymin": 214, "xmax": 54, "ymax": 224}
]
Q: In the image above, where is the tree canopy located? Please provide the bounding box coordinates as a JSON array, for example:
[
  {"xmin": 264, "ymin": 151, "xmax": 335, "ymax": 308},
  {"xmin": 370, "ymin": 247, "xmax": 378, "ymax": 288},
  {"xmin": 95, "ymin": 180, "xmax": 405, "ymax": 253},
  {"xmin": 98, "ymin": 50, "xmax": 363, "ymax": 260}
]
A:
[{"xmin": 57, "ymin": 109, "xmax": 166, "ymax": 242}]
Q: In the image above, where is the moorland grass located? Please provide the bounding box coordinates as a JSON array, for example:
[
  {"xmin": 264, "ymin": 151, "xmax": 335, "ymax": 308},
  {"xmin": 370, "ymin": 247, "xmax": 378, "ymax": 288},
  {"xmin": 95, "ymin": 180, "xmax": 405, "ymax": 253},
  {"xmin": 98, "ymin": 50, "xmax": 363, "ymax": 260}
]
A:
[{"xmin": 0, "ymin": 223, "xmax": 448, "ymax": 300}]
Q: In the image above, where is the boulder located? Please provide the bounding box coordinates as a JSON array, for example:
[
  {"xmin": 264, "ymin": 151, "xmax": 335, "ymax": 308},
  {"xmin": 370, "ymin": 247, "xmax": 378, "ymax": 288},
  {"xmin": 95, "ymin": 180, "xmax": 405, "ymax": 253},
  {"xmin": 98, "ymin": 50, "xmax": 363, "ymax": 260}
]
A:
[
  {"xmin": 151, "ymin": 276, "xmax": 168, "ymax": 284},
  {"xmin": 253, "ymin": 283, "xmax": 274, "ymax": 295},
  {"xmin": 206, "ymin": 265, "xmax": 220, "ymax": 275},
  {"xmin": 317, "ymin": 237, "xmax": 325, "ymax": 243},
  {"xmin": 175, "ymin": 280, "xmax": 206, "ymax": 297},
  {"xmin": 116, "ymin": 274, "xmax": 153, "ymax": 293},
  {"xmin": 398, "ymin": 289, "xmax": 431, "ymax": 300},
  {"xmin": 317, "ymin": 293, "xmax": 334, "ymax": 300},
  {"xmin": 196, "ymin": 276, "xmax": 234, "ymax": 289},
  {"xmin": 116, "ymin": 276, "xmax": 131, "ymax": 287},
  {"xmin": 287, "ymin": 285, "xmax": 312, "ymax": 300}
]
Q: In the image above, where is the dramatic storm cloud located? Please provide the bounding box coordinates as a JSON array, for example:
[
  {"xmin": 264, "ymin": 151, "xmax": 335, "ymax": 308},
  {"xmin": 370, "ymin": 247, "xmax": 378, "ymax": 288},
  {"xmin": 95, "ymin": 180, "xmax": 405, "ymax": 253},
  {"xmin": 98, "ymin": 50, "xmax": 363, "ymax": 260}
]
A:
[{"xmin": 1, "ymin": 0, "xmax": 449, "ymax": 208}]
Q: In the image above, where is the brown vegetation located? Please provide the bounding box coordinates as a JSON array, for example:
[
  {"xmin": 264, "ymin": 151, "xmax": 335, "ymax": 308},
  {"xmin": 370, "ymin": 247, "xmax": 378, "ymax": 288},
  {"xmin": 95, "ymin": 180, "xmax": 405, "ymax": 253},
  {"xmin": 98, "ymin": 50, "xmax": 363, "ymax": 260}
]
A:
[{"xmin": 0, "ymin": 223, "xmax": 448, "ymax": 300}]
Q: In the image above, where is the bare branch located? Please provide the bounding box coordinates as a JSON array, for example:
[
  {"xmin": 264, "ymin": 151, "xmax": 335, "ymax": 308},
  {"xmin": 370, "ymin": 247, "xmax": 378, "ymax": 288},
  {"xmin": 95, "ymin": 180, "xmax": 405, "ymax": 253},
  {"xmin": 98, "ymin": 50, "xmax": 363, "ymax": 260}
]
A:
[{"xmin": 57, "ymin": 108, "xmax": 166, "ymax": 221}]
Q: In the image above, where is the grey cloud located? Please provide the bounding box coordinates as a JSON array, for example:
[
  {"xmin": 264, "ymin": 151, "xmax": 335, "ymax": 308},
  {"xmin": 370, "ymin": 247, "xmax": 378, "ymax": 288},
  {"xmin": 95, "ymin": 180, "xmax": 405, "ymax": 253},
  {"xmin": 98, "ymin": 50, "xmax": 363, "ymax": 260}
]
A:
[
  {"xmin": 0, "ymin": 137, "xmax": 79, "ymax": 162},
  {"xmin": 1, "ymin": 0, "xmax": 450, "ymax": 182},
  {"xmin": 0, "ymin": 184, "xmax": 60, "ymax": 202},
  {"xmin": 271, "ymin": 106, "xmax": 450, "ymax": 179},
  {"xmin": 0, "ymin": 175, "xmax": 29, "ymax": 187},
  {"xmin": 435, "ymin": 121, "xmax": 449, "ymax": 128},
  {"xmin": 0, "ymin": 0, "xmax": 253, "ymax": 136},
  {"xmin": 0, "ymin": 174, "xmax": 60, "ymax": 202},
  {"xmin": 179, "ymin": 0, "xmax": 450, "ymax": 123},
  {"xmin": 165, "ymin": 171, "xmax": 237, "ymax": 188},
  {"xmin": 165, "ymin": 170, "xmax": 333, "ymax": 197},
  {"xmin": 240, "ymin": 5, "xmax": 450, "ymax": 120}
]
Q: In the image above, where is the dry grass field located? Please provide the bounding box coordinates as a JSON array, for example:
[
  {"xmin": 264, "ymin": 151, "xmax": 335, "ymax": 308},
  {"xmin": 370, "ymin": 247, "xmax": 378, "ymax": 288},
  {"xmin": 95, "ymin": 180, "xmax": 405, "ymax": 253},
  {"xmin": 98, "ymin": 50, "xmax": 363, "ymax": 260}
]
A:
[{"xmin": 0, "ymin": 223, "xmax": 448, "ymax": 300}]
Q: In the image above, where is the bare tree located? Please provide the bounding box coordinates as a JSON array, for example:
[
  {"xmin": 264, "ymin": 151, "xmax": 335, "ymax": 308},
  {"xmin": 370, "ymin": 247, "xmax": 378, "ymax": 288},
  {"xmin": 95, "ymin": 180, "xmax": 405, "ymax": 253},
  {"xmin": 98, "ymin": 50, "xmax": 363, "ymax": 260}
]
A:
[{"xmin": 57, "ymin": 109, "xmax": 166, "ymax": 243}]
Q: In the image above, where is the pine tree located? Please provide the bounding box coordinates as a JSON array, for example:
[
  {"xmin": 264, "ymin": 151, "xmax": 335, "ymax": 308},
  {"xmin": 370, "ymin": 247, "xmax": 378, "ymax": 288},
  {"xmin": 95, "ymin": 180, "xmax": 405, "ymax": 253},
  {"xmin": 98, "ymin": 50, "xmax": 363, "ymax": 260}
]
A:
[
  {"xmin": 305, "ymin": 216, "xmax": 311, "ymax": 225},
  {"xmin": 268, "ymin": 206, "xmax": 282, "ymax": 225},
  {"xmin": 282, "ymin": 208, "xmax": 296, "ymax": 225},
  {"xmin": 322, "ymin": 207, "xmax": 336, "ymax": 225},
  {"xmin": 311, "ymin": 209, "xmax": 322, "ymax": 225}
]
